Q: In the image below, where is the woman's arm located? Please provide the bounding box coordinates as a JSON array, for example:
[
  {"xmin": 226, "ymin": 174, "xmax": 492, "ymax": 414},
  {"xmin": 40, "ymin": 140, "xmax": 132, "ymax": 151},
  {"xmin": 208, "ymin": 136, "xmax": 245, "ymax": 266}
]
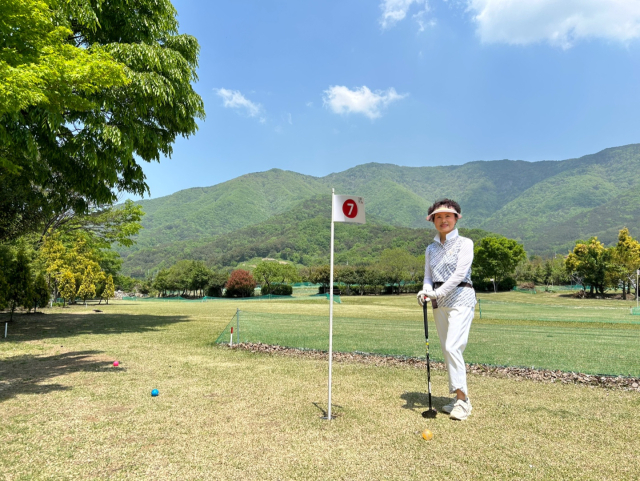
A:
[
  {"xmin": 423, "ymin": 247, "xmax": 433, "ymax": 291},
  {"xmin": 434, "ymin": 238, "xmax": 474, "ymax": 298}
]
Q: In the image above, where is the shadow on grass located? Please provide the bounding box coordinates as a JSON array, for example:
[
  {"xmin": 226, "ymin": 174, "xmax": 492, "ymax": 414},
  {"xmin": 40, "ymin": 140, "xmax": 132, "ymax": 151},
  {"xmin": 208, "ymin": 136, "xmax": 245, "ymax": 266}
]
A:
[
  {"xmin": 0, "ymin": 350, "xmax": 112, "ymax": 403},
  {"xmin": 0, "ymin": 311, "xmax": 191, "ymax": 342},
  {"xmin": 312, "ymin": 402, "xmax": 344, "ymax": 418},
  {"xmin": 400, "ymin": 392, "xmax": 451, "ymax": 413}
]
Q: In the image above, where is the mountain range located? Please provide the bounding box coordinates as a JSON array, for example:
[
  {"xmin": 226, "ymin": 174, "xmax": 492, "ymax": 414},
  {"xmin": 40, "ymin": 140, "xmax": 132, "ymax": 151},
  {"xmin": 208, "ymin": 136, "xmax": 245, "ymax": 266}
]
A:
[{"xmin": 118, "ymin": 144, "xmax": 640, "ymax": 276}]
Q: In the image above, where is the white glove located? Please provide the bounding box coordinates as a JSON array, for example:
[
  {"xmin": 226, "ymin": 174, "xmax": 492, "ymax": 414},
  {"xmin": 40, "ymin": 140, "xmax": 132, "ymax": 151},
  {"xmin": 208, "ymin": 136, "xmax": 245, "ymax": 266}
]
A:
[{"xmin": 417, "ymin": 290, "xmax": 431, "ymax": 306}]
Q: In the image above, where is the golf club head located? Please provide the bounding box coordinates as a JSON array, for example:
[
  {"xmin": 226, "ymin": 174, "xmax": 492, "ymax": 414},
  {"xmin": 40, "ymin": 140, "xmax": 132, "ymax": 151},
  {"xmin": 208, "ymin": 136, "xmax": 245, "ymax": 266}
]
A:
[{"xmin": 422, "ymin": 409, "xmax": 437, "ymax": 419}]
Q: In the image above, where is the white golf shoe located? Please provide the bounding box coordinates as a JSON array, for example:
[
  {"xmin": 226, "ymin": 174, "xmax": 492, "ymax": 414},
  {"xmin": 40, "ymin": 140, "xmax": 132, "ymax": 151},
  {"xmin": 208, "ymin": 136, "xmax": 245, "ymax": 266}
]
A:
[
  {"xmin": 449, "ymin": 398, "xmax": 472, "ymax": 421},
  {"xmin": 441, "ymin": 397, "xmax": 457, "ymax": 414}
]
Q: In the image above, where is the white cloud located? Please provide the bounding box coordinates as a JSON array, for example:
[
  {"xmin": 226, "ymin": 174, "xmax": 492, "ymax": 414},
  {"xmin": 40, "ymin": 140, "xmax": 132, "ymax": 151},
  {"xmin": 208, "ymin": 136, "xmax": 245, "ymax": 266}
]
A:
[
  {"xmin": 323, "ymin": 86, "xmax": 407, "ymax": 119},
  {"xmin": 379, "ymin": 0, "xmax": 428, "ymax": 29},
  {"xmin": 413, "ymin": 9, "xmax": 436, "ymax": 32},
  {"xmin": 214, "ymin": 88, "xmax": 264, "ymax": 119},
  {"xmin": 467, "ymin": 0, "xmax": 640, "ymax": 48}
]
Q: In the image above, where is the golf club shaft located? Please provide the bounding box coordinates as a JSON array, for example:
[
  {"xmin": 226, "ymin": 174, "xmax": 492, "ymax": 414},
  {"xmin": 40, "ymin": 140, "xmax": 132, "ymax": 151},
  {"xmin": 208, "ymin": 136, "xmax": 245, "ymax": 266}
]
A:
[{"xmin": 423, "ymin": 301, "xmax": 433, "ymax": 412}]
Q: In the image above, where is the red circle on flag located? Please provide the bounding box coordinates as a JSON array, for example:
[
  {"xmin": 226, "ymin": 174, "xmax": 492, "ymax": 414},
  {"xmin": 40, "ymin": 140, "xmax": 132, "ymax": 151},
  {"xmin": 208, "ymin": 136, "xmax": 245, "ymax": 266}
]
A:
[{"xmin": 342, "ymin": 199, "xmax": 358, "ymax": 219}]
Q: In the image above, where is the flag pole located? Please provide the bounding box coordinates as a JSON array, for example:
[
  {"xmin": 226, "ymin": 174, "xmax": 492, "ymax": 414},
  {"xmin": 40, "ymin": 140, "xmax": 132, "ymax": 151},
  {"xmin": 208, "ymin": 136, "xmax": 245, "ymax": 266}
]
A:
[{"xmin": 326, "ymin": 188, "xmax": 335, "ymax": 420}]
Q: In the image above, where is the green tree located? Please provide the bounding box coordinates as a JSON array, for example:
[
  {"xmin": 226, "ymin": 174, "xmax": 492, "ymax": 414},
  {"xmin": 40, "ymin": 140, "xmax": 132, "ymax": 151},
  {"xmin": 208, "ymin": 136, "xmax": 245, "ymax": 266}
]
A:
[
  {"xmin": 379, "ymin": 248, "xmax": 416, "ymax": 294},
  {"xmin": 474, "ymin": 237, "xmax": 527, "ymax": 291},
  {"xmin": 1, "ymin": 0, "xmax": 204, "ymax": 241},
  {"xmin": 254, "ymin": 261, "xmax": 283, "ymax": 293},
  {"xmin": 205, "ymin": 269, "xmax": 228, "ymax": 297},
  {"xmin": 0, "ymin": 245, "xmax": 12, "ymax": 309},
  {"xmin": 188, "ymin": 261, "xmax": 212, "ymax": 297},
  {"xmin": 58, "ymin": 269, "xmax": 76, "ymax": 306},
  {"xmin": 152, "ymin": 269, "xmax": 171, "ymax": 297},
  {"xmin": 167, "ymin": 260, "xmax": 194, "ymax": 295},
  {"xmin": 33, "ymin": 272, "xmax": 50, "ymax": 311},
  {"xmin": 100, "ymin": 274, "xmax": 115, "ymax": 305},
  {"xmin": 336, "ymin": 265, "xmax": 357, "ymax": 294},
  {"xmin": 77, "ymin": 264, "xmax": 100, "ymax": 305},
  {"xmin": 308, "ymin": 265, "xmax": 331, "ymax": 292},
  {"xmin": 565, "ymin": 237, "xmax": 611, "ymax": 296},
  {"xmin": 363, "ymin": 266, "xmax": 385, "ymax": 295},
  {"xmin": 608, "ymin": 228, "xmax": 640, "ymax": 300},
  {"xmin": 276, "ymin": 263, "xmax": 301, "ymax": 284},
  {"xmin": 46, "ymin": 200, "xmax": 144, "ymax": 248},
  {"xmin": 549, "ymin": 256, "xmax": 570, "ymax": 287},
  {"xmin": 40, "ymin": 233, "xmax": 67, "ymax": 298},
  {"xmin": 7, "ymin": 249, "xmax": 33, "ymax": 319}
]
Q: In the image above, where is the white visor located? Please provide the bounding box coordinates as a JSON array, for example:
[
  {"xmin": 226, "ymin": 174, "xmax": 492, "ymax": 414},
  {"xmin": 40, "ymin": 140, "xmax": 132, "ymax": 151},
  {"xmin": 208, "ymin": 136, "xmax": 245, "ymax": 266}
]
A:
[{"xmin": 426, "ymin": 206, "xmax": 461, "ymax": 222}]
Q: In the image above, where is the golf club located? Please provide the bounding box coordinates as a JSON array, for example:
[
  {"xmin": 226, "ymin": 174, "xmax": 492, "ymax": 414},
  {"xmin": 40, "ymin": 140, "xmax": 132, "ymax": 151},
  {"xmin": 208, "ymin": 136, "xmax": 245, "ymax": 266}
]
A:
[{"xmin": 421, "ymin": 298, "xmax": 437, "ymax": 418}]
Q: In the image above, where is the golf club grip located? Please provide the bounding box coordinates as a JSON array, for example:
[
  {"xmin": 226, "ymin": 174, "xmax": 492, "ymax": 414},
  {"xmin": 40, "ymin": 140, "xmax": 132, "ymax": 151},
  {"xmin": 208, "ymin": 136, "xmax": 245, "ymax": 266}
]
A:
[{"xmin": 423, "ymin": 302, "xmax": 428, "ymax": 340}]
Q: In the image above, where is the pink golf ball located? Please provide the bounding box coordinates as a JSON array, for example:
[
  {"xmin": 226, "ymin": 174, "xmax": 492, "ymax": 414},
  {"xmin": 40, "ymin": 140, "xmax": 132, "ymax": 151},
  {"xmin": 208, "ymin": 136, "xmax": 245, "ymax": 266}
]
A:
[{"xmin": 113, "ymin": 361, "xmax": 119, "ymax": 367}]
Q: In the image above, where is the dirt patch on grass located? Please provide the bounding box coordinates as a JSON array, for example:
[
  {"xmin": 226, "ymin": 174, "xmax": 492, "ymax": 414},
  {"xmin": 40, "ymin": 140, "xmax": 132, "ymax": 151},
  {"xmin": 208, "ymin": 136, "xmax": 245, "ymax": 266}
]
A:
[{"xmin": 229, "ymin": 342, "xmax": 640, "ymax": 393}]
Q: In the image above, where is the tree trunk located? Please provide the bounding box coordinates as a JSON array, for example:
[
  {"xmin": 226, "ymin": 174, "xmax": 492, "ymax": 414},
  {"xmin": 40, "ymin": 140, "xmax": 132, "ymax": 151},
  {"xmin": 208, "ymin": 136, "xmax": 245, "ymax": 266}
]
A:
[{"xmin": 622, "ymin": 280, "xmax": 627, "ymax": 300}]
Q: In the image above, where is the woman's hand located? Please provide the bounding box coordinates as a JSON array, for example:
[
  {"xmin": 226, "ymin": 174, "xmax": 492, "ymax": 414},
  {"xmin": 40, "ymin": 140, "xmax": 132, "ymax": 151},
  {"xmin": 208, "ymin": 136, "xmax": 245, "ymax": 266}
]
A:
[{"xmin": 416, "ymin": 290, "xmax": 434, "ymax": 306}]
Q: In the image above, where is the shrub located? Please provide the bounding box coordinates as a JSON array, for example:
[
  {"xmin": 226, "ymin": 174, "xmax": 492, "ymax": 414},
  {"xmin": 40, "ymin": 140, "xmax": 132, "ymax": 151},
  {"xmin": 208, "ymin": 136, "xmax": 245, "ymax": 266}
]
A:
[
  {"xmin": 498, "ymin": 277, "xmax": 517, "ymax": 291},
  {"xmin": 402, "ymin": 282, "xmax": 422, "ymax": 294},
  {"xmin": 225, "ymin": 270, "xmax": 256, "ymax": 298},
  {"xmin": 206, "ymin": 285, "xmax": 223, "ymax": 297},
  {"xmin": 206, "ymin": 270, "xmax": 229, "ymax": 297},
  {"xmin": 261, "ymin": 284, "xmax": 293, "ymax": 296}
]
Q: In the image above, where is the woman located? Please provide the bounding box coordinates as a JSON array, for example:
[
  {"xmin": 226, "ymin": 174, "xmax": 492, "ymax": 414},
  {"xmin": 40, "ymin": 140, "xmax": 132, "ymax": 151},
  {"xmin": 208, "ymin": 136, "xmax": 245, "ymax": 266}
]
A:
[{"xmin": 417, "ymin": 199, "xmax": 475, "ymax": 421}]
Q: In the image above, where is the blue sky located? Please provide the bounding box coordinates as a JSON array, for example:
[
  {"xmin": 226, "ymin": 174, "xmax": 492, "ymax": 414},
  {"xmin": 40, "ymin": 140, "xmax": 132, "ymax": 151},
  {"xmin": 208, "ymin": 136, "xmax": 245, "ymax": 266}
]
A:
[{"xmin": 136, "ymin": 0, "xmax": 640, "ymax": 199}]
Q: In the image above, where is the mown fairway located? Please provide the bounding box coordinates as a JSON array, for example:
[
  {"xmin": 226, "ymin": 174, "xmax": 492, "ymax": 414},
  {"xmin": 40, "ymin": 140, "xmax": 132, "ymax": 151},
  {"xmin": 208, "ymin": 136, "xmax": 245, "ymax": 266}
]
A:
[
  {"xmin": 216, "ymin": 291, "xmax": 640, "ymax": 377},
  {"xmin": 1, "ymin": 294, "xmax": 639, "ymax": 479}
]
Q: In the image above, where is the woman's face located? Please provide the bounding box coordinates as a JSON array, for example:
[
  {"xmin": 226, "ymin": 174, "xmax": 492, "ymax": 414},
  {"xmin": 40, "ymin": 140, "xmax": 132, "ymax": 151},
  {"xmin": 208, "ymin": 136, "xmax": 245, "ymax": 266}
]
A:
[{"xmin": 433, "ymin": 211, "xmax": 457, "ymax": 237}]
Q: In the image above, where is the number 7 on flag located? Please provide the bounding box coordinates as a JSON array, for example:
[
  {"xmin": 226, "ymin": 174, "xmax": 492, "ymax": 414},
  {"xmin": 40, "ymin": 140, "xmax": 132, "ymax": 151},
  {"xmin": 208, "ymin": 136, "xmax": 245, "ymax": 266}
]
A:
[{"xmin": 332, "ymin": 195, "xmax": 365, "ymax": 224}]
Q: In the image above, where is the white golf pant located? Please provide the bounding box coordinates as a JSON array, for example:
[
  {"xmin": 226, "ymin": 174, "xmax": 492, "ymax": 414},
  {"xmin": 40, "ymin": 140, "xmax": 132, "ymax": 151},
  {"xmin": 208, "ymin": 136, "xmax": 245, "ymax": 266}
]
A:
[{"xmin": 432, "ymin": 305, "xmax": 474, "ymax": 396}]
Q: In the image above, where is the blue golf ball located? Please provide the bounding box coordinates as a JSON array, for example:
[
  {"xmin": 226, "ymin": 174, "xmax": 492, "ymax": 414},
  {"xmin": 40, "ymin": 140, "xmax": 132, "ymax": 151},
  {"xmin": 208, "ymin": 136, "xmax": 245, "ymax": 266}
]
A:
[{"xmin": 151, "ymin": 389, "xmax": 159, "ymax": 397}]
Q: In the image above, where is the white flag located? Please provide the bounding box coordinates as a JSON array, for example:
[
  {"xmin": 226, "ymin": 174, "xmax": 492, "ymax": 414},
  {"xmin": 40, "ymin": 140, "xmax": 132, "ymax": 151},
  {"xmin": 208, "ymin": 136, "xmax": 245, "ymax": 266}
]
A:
[{"xmin": 332, "ymin": 195, "xmax": 365, "ymax": 224}]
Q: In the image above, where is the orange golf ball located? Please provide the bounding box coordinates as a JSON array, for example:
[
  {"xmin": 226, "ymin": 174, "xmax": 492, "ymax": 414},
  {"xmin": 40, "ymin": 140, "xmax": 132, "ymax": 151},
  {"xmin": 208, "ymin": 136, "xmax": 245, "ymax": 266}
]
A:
[{"xmin": 421, "ymin": 429, "xmax": 433, "ymax": 441}]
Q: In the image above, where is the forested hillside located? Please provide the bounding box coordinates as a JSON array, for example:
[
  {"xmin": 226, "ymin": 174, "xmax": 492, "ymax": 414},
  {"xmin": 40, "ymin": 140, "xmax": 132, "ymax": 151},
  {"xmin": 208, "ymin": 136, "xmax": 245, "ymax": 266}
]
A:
[
  {"xmin": 118, "ymin": 144, "xmax": 640, "ymax": 275},
  {"xmin": 120, "ymin": 196, "xmax": 496, "ymax": 276},
  {"xmin": 130, "ymin": 169, "xmax": 327, "ymax": 250}
]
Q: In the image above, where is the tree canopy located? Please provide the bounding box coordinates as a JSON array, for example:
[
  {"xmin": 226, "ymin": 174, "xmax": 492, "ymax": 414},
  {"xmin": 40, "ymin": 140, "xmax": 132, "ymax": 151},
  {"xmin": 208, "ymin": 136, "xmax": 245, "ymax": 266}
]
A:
[
  {"xmin": 473, "ymin": 237, "xmax": 526, "ymax": 289},
  {"xmin": 1, "ymin": 0, "xmax": 205, "ymax": 241},
  {"xmin": 565, "ymin": 237, "xmax": 612, "ymax": 296}
]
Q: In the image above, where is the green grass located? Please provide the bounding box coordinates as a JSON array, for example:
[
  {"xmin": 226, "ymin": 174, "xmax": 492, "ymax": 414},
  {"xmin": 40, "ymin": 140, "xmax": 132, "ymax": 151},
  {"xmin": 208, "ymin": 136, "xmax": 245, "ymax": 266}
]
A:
[
  {"xmin": 214, "ymin": 292, "xmax": 640, "ymax": 377},
  {"xmin": 1, "ymin": 295, "xmax": 639, "ymax": 479}
]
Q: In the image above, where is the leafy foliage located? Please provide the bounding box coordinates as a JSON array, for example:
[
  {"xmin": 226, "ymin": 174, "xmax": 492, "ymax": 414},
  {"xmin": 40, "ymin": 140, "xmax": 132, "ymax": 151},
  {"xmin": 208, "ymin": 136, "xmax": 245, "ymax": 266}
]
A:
[
  {"xmin": 101, "ymin": 274, "xmax": 115, "ymax": 304},
  {"xmin": 225, "ymin": 270, "xmax": 256, "ymax": 298},
  {"xmin": 473, "ymin": 237, "xmax": 526, "ymax": 290},
  {"xmin": 565, "ymin": 237, "xmax": 612, "ymax": 295},
  {"xmin": 33, "ymin": 272, "xmax": 50, "ymax": 309},
  {"xmin": 254, "ymin": 260, "xmax": 300, "ymax": 293},
  {"xmin": 609, "ymin": 228, "xmax": 640, "ymax": 299},
  {"xmin": 58, "ymin": 269, "xmax": 76, "ymax": 305},
  {"xmin": 1, "ymin": 0, "xmax": 204, "ymax": 241},
  {"xmin": 6, "ymin": 249, "xmax": 33, "ymax": 319}
]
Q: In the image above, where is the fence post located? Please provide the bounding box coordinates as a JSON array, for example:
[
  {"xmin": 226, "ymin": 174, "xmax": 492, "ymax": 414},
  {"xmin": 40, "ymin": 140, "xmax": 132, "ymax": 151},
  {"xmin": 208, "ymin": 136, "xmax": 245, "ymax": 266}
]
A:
[{"xmin": 236, "ymin": 308, "xmax": 240, "ymax": 344}]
